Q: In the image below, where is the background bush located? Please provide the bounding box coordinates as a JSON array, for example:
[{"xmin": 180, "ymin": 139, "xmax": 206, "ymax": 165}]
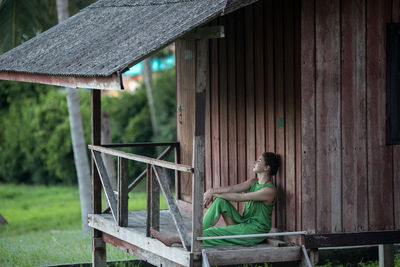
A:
[{"xmin": 0, "ymin": 68, "xmax": 176, "ymax": 185}]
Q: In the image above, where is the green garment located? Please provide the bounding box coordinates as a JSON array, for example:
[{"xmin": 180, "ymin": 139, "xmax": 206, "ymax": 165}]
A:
[{"xmin": 202, "ymin": 181, "xmax": 276, "ymax": 247}]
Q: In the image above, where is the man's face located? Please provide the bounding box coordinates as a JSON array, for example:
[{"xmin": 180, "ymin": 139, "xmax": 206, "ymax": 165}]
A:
[{"xmin": 252, "ymin": 155, "xmax": 268, "ymax": 173}]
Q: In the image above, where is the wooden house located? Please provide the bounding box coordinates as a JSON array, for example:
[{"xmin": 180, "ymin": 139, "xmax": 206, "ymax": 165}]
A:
[{"xmin": 0, "ymin": 0, "xmax": 399, "ymax": 266}]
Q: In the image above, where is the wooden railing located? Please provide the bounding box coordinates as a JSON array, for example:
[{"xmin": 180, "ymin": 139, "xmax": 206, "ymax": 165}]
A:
[{"xmin": 88, "ymin": 142, "xmax": 193, "ymax": 251}]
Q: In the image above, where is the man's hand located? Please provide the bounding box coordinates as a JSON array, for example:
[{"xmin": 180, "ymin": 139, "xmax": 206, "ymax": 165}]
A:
[{"xmin": 203, "ymin": 188, "xmax": 214, "ymax": 208}]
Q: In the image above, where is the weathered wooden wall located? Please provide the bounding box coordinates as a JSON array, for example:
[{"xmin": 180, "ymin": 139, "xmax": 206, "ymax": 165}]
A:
[
  {"xmin": 177, "ymin": 0, "xmax": 400, "ymax": 234},
  {"xmin": 176, "ymin": 0, "xmax": 301, "ymax": 231},
  {"xmin": 301, "ymin": 0, "xmax": 400, "ymax": 233}
]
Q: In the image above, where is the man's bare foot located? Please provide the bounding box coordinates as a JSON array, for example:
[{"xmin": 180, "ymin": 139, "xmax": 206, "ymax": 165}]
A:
[{"xmin": 150, "ymin": 227, "xmax": 179, "ymax": 246}]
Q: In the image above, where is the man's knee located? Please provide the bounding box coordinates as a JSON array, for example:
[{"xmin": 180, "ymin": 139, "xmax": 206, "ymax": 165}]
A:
[
  {"xmin": 213, "ymin": 197, "xmax": 230, "ymax": 207},
  {"xmin": 212, "ymin": 197, "xmax": 229, "ymax": 206}
]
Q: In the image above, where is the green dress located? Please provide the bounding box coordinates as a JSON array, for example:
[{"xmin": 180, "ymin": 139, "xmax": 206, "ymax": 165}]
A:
[{"xmin": 202, "ymin": 181, "xmax": 276, "ymax": 247}]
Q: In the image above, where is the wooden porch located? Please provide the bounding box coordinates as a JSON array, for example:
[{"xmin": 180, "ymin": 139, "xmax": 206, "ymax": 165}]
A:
[
  {"xmin": 87, "ymin": 138, "xmax": 306, "ymax": 266},
  {"xmin": 88, "ymin": 210, "xmax": 303, "ymax": 267}
]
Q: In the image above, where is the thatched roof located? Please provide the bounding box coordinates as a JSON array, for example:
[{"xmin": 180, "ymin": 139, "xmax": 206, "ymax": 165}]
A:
[{"xmin": 0, "ymin": 0, "xmax": 258, "ymax": 89}]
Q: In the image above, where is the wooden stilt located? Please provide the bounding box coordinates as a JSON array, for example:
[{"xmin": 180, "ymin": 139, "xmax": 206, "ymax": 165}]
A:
[
  {"xmin": 191, "ymin": 38, "xmax": 208, "ymax": 254},
  {"xmin": 379, "ymin": 244, "xmax": 394, "ymax": 267},
  {"xmin": 146, "ymin": 164, "xmax": 151, "ymax": 237},
  {"xmin": 117, "ymin": 157, "xmax": 128, "ymax": 227},
  {"xmin": 300, "ymin": 245, "xmax": 312, "ymax": 267},
  {"xmin": 151, "ymin": 166, "xmax": 160, "ymax": 231},
  {"xmin": 91, "ymin": 89, "xmax": 106, "ymax": 267},
  {"xmin": 310, "ymin": 249, "xmax": 318, "ymax": 266}
]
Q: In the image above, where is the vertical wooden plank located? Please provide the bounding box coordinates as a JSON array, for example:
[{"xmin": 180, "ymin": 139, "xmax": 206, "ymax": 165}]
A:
[
  {"xmin": 379, "ymin": 244, "xmax": 395, "ymax": 267},
  {"xmin": 146, "ymin": 164, "xmax": 151, "ymax": 237},
  {"xmin": 192, "ymin": 38, "xmax": 208, "ymax": 253},
  {"xmin": 301, "ymin": 0, "xmax": 316, "ymax": 232},
  {"xmin": 219, "ymin": 16, "xmax": 229, "ymax": 188},
  {"xmin": 227, "ymin": 14, "xmax": 238, "ymax": 188},
  {"xmin": 392, "ymin": 0, "xmax": 400, "ymax": 231},
  {"xmin": 235, "ymin": 8, "xmax": 246, "ymax": 212},
  {"xmin": 254, "ymin": 0, "xmax": 265, "ymax": 158},
  {"xmin": 176, "ymin": 40, "xmax": 196, "ymax": 201},
  {"xmin": 211, "ymin": 25, "xmax": 221, "ymax": 190},
  {"xmin": 205, "ymin": 31, "xmax": 213, "ymax": 193},
  {"xmin": 264, "ymin": 0, "xmax": 275, "ymax": 154},
  {"xmin": 245, "ymin": 5, "xmax": 256, "ymax": 181},
  {"xmin": 274, "ymin": 0, "xmax": 286, "ymax": 230},
  {"xmin": 284, "ymin": 0, "xmax": 296, "ymax": 232},
  {"xmin": 264, "ymin": 0, "xmax": 276, "ymax": 226},
  {"xmin": 341, "ymin": 0, "xmax": 368, "ymax": 232},
  {"xmin": 91, "ymin": 89, "xmax": 106, "ymax": 266},
  {"xmin": 367, "ymin": 0, "xmax": 393, "ymax": 231},
  {"xmin": 294, "ymin": 0, "xmax": 302, "ymax": 231},
  {"xmin": 315, "ymin": 0, "xmax": 341, "ymax": 233},
  {"xmin": 176, "ymin": 41, "xmax": 183, "ymax": 199},
  {"xmin": 117, "ymin": 157, "xmax": 128, "ymax": 227},
  {"xmin": 151, "ymin": 166, "xmax": 160, "ymax": 231},
  {"xmin": 175, "ymin": 145, "xmax": 182, "ymax": 200}
]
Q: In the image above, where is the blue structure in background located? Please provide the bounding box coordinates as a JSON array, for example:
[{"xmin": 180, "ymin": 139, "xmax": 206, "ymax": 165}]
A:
[{"xmin": 123, "ymin": 56, "xmax": 175, "ymax": 76}]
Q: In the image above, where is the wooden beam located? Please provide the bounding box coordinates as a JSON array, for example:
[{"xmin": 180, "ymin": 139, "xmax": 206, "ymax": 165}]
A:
[
  {"xmin": 91, "ymin": 89, "xmax": 106, "ymax": 267},
  {"xmin": 197, "ymin": 231, "xmax": 307, "ymax": 241},
  {"xmin": 301, "ymin": 245, "xmax": 313, "ymax": 267},
  {"xmin": 175, "ymin": 143, "xmax": 182, "ymax": 200},
  {"xmin": 202, "ymin": 250, "xmax": 210, "ymax": 267},
  {"xmin": 101, "ymin": 142, "xmax": 179, "ymax": 148},
  {"xmin": 153, "ymin": 166, "xmax": 191, "ymax": 251},
  {"xmin": 89, "ymin": 145, "xmax": 193, "ymax": 173},
  {"xmin": 191, "ymin": 38, "xmax": 207, "ymax": 253},
  {"xmin": 92, "ymin": 150, "xmax": 118, "ymax": 222},
  {"xmin": 203, "ymin": 245, "xmax": 301, "ymax": 265},
  {"xmin": 117, "ymin": 157, "xmax": 128, "ymax": 227},
  {"xmin": 102, "ymin": 233, "xmax": 186, "ymax": 267},
  {"xmin": 88, "ymin": 214, "xmax": 191, "ymax": 266},
  {"xmin": 305, "ymin": 231, "xmax": 400, "ymax": 249},
  {"xmin": 151, "ymin": 166, "xmax": 160, "ymax": 231},
  {"xmin": 146, "ymin": 164, "xmax": 151, "ymax": 237},
  {"xmin": 181, "ymin": 26, "xmax": 225, "ymax": 40},
  {"xmin": 0, "ymin": 72, "xmax": 122, "ymax": 90},
  {"xmin": 379, "ymin": 244, "xmax": 394, "ymax": 267}
]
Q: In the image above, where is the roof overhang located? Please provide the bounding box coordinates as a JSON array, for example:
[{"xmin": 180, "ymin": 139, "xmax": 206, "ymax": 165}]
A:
[
  {"xmin": 0, "ymin": 72, "xmax": 122, "ymax": 90},
  {"xmin": 0, "ymin": 0, "xmax": 259, "ymax": 90}
]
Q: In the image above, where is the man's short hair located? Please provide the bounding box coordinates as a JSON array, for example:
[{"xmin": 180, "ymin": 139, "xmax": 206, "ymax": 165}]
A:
[{"xmin": 262, "ymin": 152, "xmax": 280, "ymax": 176}]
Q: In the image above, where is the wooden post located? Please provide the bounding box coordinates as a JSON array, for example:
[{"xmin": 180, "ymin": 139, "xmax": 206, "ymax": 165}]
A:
[
  {"xmin": 379, "ymin": 244, "xmax": 394, "ymax": 267},
  {"xmin": 151, "ymin": 166, "xmax": 160, "ymax": 231},
  {"xmin": 146, "ymin": 164, "xmax": 151, "ymax": 237},
  {"xmin": 91, "ymin": 89, "xmax": 106, "ymax": 267},
  {"xmin": 175, "ymin": 144, "xmax": 181, "ymax": 200},
  {"xmin": 117, "ymin": 157, "xmax": 128, "ymax": 227},
  {"xmin": 191, "ymin": 38, "xmax": 208, "ymax": 253}
]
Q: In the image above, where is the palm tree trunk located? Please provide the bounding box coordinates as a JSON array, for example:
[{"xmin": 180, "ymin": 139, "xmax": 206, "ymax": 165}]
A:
[
  {"xmin": 57, "ymin": 0, "xmax": 92, "ymax": 233},
  {"xmin": 101, "ymin": 111, "xmax": 116, "ymax": 190},
  {"xmin": 143, "ymin": 58, "xmax": 158, "ymax": 136}
]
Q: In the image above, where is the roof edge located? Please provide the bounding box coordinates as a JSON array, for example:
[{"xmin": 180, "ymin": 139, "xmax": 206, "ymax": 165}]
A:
[{"xmin": 0, "ymin": 72, "xmax": 123, "ymax": 90}]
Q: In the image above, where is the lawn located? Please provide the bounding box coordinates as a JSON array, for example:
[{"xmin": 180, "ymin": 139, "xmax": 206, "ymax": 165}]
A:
[{"xmin": 0, "ymin": 183, "xmax": 167, "ymax": 266}]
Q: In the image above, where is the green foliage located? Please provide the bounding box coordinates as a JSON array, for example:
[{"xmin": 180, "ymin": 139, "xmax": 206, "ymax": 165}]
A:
[
  {"xmin": 0, "ymin": 68, "xmax": 176, "ymax": 185},
  {"xmin": 0, "ymin": 0, "xmax": 95, "ymax": 53},
  {"xmin": 153, "ymin": 68, "xmax": 177, "ymax": 142}
]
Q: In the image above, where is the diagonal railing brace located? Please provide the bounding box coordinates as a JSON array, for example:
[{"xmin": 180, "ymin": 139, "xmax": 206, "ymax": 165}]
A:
[
  {"xmin": 92, "ymin": 150, "xmax": 118, "ymax": 222},
  {"xmin": 152, "ymin": 165, "xmax": 191, "ymax": 251}
]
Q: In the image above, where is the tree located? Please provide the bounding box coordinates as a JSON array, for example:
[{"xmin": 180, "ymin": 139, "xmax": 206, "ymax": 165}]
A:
[
  {"xmin": 143, "ymin": 58, "xmax": 159, "ymax": 136},
  {"xmin": 56, "ymin": 0, "xmax": 92, "ymax": 233}
]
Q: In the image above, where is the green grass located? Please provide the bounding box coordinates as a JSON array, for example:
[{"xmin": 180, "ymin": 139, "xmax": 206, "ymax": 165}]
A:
[{"xmin": 0, "ymin": 184, "xmax": 167, "ymax": 266}]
